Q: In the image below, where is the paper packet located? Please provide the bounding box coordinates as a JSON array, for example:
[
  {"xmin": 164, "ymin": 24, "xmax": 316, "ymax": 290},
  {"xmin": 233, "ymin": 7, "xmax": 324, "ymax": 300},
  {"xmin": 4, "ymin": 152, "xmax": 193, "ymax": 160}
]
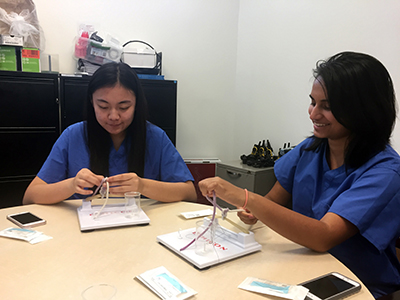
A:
[
  {"xmin": 0, "ymin": 227, "xmax": 52, "ymax": 244},
  {"xmin": 137, "ymin": 266, "xmax": 197, "ymax": 299},
  {"xmin": 238, "ymin": 277, "xmax": 309, "ymax": 300}
]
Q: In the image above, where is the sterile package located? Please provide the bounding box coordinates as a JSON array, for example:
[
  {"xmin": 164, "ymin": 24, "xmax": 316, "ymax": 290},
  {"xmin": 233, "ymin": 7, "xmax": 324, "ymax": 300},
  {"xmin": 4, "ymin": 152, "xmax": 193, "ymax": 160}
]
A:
[
  {"xmin": 238, "ymin": 277, "xmax": 309, "ymax": 300},
  {"xmin": 137, "ymin": 266, "xmax": 197, "ymax": 299},
  {"xmin": 0, "ymin": 227, "xmax": 52, "ymax": 244}
]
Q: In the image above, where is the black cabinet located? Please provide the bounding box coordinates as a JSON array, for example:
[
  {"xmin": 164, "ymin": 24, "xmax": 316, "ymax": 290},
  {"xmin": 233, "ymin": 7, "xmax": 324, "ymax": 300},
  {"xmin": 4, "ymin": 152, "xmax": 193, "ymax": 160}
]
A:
[
  {"xmin": 140, "ymin": 79, "xmax": 177, "ymax": 145},
  {"xmin": 0, "ymin": 72, "xmax": 177, "ymax": 208},
  {"xmin": 59, "ymin": 75, "xmax": 91, "ymax": 132},
  {"xmin": 0, "ymin": 71, "xmax": 59, "ymax": 208}
]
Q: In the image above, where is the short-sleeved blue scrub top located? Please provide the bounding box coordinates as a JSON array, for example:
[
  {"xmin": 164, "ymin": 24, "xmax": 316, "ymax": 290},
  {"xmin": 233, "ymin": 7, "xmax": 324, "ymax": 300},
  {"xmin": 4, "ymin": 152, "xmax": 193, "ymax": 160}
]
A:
[
  {"xmin": 274, "ymin": 137, "xmax": 400, "ymax": 298},
  {"xmin": 38, "ymin": 121, "xmax": 194, "ymax": 198}
]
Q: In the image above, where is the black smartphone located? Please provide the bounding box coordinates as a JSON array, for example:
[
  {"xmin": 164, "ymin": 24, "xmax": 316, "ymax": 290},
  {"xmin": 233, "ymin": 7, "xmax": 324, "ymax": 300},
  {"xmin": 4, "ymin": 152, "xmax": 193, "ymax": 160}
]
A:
[
  {"xmin": 300, "ymin": 272, "xmax": 361, "ymax": 300},
  {"xmin": 7, "ymin": 212, "xmax": 46, "ymax": 228}
]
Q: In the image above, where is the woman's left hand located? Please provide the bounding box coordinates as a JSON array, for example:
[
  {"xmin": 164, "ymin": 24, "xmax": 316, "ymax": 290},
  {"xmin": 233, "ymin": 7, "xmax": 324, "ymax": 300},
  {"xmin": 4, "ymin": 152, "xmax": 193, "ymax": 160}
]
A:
[
  {"xmin": 106, "ymin": 173, "xmax": 142, "ymax": 195},
  {"xmin": 238, "ymin": 209, "xmax": 258, "ymax": 225}
]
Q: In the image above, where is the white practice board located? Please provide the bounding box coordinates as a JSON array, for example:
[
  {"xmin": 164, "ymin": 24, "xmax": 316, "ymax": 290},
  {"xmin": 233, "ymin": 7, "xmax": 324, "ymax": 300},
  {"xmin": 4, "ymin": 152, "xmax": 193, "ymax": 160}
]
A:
[
  {"xmin": 157, "ymin": 220, "xmax": 262, "ymax": 269},
  {"xmin": 77, "ymin": 200, "xmax": 150, "ymax": 231}
]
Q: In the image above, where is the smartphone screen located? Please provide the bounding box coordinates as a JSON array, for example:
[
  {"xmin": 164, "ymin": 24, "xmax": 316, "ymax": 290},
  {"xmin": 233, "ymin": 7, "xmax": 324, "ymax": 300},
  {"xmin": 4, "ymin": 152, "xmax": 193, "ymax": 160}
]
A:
[
  {"xmin": 11, "ymin": 213, "xmax": 43, "ymax": 224},
  {"xmin": 302, "ymin": 274, "xmax": 358, "ymax": 300}
]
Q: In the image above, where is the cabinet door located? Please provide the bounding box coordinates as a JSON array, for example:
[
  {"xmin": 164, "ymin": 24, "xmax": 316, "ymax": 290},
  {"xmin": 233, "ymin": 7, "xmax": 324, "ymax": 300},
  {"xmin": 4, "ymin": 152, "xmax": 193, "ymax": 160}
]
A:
[
  {"xmin": 0, "ymin": 71, "xmax": 59, "ymax": 208},
  {"xmin": 0, "ymin": 131, "xmax": 58, "ymax": 178},
  {"xmin": 60, "ymin": 75, "xmax": 91, "ymax": 131},
  {"xmin": 0, "ymin": 71, "xmax": 59, "ymax": 177},
  {"xmin": 140, "ymin": 79, "xmax": 177, "ymax": 145},
  {"xmin": 0, "ymin": 71, "xmax": 59, "ymax": 128}
]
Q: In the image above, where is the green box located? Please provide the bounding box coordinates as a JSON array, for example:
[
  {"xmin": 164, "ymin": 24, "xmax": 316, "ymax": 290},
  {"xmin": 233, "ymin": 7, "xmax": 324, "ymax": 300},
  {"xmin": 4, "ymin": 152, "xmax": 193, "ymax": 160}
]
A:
[
  {"xmin": 0, "ymin": 46, "xmax": 17, "ymax": 71},
  {"xmin": 21, "ymin": 48, "xmax": 40, "ymax": 72}
]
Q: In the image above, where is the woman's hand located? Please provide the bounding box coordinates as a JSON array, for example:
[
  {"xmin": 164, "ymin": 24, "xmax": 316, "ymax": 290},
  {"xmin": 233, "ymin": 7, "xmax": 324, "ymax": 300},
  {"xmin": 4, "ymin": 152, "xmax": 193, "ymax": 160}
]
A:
[
  {"xmin": 238, "ymin": 209, "xmax": 258, "ymax": 225},
  {"xmin": 107, "ymin": 173, "xmax": 142, "ymax": 195},
  {"xmin": 23, "ymin": 168, "xmax": 104, "ymax": 205},
  {"xmin": 198, "ymin": 177, "xmax": 246, "ymax": 208},
  {"xmin": 106, "ymin": 173, "xmax": 196, "ymax": 202},
  {"xmin": 71, "ymin": 168, "xmax": 104, "ymax": 196},
  {"xmin": 200, "ymin": 177, "xmax": 258, "ymax": 224}
]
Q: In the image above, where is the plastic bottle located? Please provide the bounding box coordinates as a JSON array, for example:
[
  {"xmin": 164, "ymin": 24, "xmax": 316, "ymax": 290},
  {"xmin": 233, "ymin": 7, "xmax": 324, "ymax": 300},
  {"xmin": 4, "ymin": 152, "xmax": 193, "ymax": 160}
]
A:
[{"xmin": 74, "ymin": 31, "xmax": 89, "ymax": 59}]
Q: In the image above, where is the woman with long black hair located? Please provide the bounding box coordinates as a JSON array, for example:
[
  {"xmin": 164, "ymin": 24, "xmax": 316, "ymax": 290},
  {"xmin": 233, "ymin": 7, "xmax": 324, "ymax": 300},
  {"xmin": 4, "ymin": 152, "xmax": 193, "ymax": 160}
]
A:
[
  {"xmin": 24, "ymin": 62, "xmax": 196, "ymax": 204},
  {"xmin": 199, "ymin": 52, "xmax": 400, "ymax": 298}
]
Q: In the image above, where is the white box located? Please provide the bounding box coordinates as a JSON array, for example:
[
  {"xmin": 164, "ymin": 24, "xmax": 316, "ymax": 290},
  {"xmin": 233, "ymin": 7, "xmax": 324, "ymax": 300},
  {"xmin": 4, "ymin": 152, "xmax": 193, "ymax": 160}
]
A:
[
  {"xmin": 0, "ymin": 35, "xmax": 23, "ymax": 47},
  {"xmin": 122, "ymin": 49, "xmax": 156, "ymax": 68}
]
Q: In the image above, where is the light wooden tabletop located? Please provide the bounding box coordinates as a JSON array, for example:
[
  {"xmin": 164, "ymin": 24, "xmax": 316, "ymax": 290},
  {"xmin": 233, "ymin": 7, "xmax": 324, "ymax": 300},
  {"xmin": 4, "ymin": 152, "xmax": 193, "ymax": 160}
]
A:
[{"xmin": 0, "ymin": 199, "xmax": 373, "ymax": 300}]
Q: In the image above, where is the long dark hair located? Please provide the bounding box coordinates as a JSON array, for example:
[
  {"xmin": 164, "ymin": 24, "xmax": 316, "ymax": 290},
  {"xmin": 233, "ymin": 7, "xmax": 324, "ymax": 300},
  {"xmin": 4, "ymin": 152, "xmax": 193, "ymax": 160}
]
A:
[
  {"xmin": 307, "ymin": 51, "xmax": 397, "ymax": 168},
  {"xmin": 85, "ymin": 62, "xmax": 148, "ymax": 177}
]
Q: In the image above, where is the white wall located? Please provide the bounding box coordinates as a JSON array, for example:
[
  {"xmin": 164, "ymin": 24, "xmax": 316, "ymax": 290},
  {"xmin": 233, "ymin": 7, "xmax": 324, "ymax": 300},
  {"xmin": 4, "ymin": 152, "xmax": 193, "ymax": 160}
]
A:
[
  {"xmin": 32, "ymin": 0, "xmax": 400, "ymax": 161},
  {"xmin": 234, "ymin": 0, "xmax": 400, "ymax": 158},
  {"xmin": 33, "ymin": 0, "xmax": 240, "ymax": 161}
]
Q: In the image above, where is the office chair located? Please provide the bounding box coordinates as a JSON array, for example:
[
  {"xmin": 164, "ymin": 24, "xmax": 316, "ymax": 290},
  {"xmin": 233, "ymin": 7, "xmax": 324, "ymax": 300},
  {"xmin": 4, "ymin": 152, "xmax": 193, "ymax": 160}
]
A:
[{"xmin": 376, "ymin": 238, "xmax": 400, "ymax": 300}]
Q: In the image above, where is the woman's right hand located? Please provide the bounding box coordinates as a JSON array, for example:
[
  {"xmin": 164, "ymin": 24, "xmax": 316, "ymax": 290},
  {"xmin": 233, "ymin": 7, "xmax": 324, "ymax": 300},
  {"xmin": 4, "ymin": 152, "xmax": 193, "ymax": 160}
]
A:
[
  {"xmin": 199, "ymin": 177, "xmax": 248, "ymax": 208},
  {"xmin": 71, "ymin": 168, "xmax": 104, "ymax": 196}
]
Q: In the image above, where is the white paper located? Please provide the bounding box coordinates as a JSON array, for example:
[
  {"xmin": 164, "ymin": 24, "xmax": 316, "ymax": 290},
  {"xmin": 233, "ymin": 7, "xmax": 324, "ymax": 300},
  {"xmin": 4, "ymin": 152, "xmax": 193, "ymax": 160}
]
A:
[
  {"xmin": 180, "ymin": 209, "xmax": 213, "ymax": 219},
  {"xmin": 137, "ymin": 266, "xmax": 197, "ymax": 300}
]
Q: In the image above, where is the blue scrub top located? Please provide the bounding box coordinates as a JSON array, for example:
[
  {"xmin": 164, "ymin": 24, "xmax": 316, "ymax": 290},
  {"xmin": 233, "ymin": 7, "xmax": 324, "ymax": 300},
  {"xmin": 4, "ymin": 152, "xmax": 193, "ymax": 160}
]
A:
[
  {"xmin": 274, "ymin": 137, "xmax": 400, "ymax": 298},
  {"xmin": 38, "ymin": 121, "xmax": 194, "ymax": 198}
]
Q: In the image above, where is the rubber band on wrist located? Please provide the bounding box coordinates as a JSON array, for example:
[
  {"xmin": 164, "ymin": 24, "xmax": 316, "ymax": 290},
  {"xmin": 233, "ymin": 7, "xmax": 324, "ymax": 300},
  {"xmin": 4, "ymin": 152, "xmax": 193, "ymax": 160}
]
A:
[{"xmin": 242, "ymin": 188, "xmax": 248, "ymax": 210}]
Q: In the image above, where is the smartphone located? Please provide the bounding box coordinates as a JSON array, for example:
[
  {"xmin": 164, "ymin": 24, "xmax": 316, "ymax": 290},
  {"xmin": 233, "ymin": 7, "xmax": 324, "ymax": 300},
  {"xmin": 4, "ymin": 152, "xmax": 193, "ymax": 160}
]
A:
[
  {"xmin": 7, "ymin": 212, "xmax": 46, "ymax": 228},
  {"xmin": 300, "ymin": 272, "xmax": 361, "ymax": 300}
]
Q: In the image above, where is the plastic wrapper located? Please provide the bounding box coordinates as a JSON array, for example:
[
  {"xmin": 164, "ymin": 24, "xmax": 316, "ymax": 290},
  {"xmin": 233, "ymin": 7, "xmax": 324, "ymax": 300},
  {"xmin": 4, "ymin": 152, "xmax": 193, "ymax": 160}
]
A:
[
  {"xmin": 0, "ymin": 0, "xmax": 43, "ymax": 49},
  {"xmin": 74, "ymin": 36, "xmax": 122, "ymax": 64},
  {"xmin": 74, "ymin": 25, "xmax": 122, "ymax": 65}
]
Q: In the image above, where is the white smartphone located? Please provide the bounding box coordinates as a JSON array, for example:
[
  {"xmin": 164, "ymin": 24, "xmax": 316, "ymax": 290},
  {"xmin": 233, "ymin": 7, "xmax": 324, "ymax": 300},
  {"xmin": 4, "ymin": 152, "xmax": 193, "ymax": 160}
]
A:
[
  {"xmin": 300, "ymin": 272, "xmax": 361, "ymax": 300},
  {"xmin": 7, "ymin": 212, "xmax": 46, "ymax": 228}
]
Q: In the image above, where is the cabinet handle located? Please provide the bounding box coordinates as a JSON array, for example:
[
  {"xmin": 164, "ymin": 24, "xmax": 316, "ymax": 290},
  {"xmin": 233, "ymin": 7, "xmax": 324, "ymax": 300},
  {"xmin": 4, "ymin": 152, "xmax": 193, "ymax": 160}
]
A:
[{"xmin": 226, "ymin": 170, "xmax": 241, "ymax": 178}]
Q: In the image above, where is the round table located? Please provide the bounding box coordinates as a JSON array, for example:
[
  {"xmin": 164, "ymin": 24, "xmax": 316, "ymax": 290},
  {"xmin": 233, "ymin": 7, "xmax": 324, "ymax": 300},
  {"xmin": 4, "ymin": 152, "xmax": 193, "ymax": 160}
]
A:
[{"xmin": 0, "ymin": 199, "xmax": 374, "ymax": 299}]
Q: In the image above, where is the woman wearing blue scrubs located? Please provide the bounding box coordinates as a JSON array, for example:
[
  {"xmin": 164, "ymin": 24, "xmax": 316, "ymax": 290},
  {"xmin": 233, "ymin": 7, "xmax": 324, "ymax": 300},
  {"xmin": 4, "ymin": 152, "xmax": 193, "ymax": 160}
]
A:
[
  {"xmin": 199, "ymin": 52, "xmax": 400, "ymax": 298},
  {"xmin": 23, "ymin": 62, "xmax": 196, "ymax": 204}
]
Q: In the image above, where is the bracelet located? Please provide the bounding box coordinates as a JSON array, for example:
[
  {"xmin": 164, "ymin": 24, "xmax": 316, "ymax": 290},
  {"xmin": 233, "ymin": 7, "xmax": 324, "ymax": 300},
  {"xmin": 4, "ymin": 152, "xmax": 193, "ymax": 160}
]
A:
[{"xmin": 242, "ymin": 188, "xmax": 248, "ymax": 209}]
